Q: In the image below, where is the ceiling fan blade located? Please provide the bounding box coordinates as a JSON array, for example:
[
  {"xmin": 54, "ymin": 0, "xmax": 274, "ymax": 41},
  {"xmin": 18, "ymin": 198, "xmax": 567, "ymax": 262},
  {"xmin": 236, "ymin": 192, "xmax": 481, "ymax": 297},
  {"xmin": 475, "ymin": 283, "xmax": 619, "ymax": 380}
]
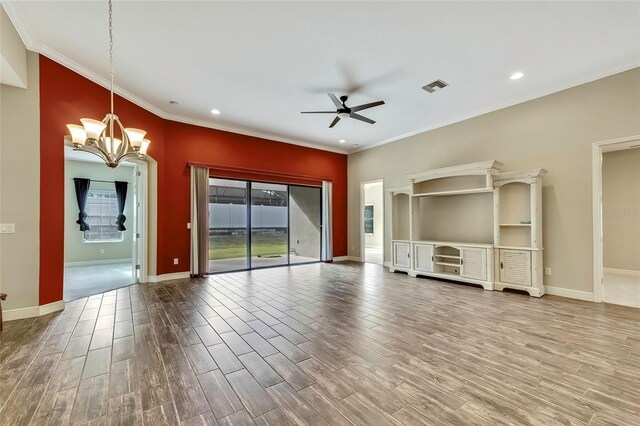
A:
[
  {"xmin": 350, "ymin": 100, "xmax": 385, "ymax": 112},
  {"xmin": 328, "ymin": 93, "xmax": 343, "ymax": 109},
  {"xmin": 349, "ymin": 113, "xmax": 375, "ymax": 125},
  {"xmin": 329, "ymin": 116, "xmax": 341, "ymax": 128},
  {"xmin": 301, "ymin": 111, "xmax": 337, "ymax": 114}
]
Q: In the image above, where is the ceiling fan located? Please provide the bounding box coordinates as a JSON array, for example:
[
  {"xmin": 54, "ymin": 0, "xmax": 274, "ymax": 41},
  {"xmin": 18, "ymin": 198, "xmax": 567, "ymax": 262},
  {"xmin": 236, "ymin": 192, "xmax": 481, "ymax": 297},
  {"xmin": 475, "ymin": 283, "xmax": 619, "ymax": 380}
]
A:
[{"xmin": 301, "ymin": 94, "xmax": 385, "ymax": 128}]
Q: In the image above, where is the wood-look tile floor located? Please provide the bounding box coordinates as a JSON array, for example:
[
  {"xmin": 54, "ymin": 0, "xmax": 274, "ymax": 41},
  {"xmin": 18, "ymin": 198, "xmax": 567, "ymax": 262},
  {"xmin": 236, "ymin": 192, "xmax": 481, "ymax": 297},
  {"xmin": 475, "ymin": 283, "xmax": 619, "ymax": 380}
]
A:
[{"xmin": 1, "ymin": 262, "xmax": 639, "ymax": 425}]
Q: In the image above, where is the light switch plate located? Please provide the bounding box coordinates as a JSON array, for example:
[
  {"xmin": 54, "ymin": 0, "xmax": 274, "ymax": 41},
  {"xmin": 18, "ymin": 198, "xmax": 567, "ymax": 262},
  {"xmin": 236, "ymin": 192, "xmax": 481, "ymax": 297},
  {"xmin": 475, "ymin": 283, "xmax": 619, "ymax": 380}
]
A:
[
  {"xmin": 0, "ymin": 223, "xmax": 16, "ymax": 233},
  {"xmin": 173, "ymin": 258, "xmax": 179, "ymax": 265}
]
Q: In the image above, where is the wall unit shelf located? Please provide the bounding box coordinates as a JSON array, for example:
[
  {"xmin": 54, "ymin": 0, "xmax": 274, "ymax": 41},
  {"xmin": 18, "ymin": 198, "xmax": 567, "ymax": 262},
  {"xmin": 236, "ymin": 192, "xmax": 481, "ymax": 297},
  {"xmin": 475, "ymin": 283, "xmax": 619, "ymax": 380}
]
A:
[
  {"xmin": 412, "ymin": 188, "xmax": 494, "ymax": 198},
  {"xmin": 388, "ymin": 161, "xmax": 547, "ymax": 297}
]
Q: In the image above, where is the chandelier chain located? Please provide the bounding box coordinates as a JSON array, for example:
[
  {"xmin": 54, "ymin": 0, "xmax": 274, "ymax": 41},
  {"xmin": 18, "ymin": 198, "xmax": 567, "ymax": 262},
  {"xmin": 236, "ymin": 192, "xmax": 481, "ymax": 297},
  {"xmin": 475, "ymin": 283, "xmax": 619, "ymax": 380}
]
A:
[{"xmin": 108, "ymin": 0, "xmax": 114, "ymax": 114}]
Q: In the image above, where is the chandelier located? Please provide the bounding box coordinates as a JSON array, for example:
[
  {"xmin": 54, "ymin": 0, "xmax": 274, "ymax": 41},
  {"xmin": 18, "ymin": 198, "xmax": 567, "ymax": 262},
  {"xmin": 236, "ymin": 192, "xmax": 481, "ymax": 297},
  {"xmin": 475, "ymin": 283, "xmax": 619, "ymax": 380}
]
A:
[{"xmin": 66, "ymin": 0, "xmax": 150, "ymax": 168}]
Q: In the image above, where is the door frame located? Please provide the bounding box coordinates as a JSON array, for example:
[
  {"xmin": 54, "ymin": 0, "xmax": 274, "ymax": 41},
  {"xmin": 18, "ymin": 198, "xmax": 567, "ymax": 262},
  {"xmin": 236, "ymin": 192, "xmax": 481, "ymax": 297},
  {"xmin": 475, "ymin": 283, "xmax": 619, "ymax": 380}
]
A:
[
  {"xmin": 591, "ymin": 134, "xmax": 640, "ymax": 302},
  {"xmin": 208, "ymin": 177, "xmax": 323, "ymax": 273},
  {"xmin": 360, "ymin": 178, "xmax": 384, "ymax": 264}
]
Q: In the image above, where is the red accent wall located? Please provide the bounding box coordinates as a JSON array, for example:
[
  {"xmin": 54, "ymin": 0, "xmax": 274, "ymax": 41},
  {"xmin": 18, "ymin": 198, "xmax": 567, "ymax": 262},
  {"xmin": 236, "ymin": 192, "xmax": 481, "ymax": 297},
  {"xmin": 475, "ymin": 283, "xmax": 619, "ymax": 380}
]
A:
[{"xmin": 39, "ymin": 55, "xmax": 347, "ymax": 305}]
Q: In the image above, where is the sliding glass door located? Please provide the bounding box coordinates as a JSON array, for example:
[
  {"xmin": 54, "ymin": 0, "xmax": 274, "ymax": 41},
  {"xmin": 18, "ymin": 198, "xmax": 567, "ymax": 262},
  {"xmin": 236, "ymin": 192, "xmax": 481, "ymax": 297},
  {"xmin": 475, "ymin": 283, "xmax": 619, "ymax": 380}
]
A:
[
  {"xmin": 209, "ymin": 178, "xmax": 249, "ymax": 273},
  {"xmin": 209, "ymin": 179, "xmax": 321, "ymax": 272},
  {"xmin": 250, "ymin": 183, "xmax": 289, "ymax": 268},
  {"xmin": 289, "ymin": 185, "xmax": 321, "ymax": 264}
]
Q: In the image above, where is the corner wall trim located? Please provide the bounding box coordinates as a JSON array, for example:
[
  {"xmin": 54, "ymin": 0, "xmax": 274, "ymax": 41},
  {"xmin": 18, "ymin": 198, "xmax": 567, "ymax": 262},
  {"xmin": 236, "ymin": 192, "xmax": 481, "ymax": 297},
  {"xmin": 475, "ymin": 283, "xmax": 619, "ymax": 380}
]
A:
[
  {"xmin": 544, "ymin": 286, "xmax": 595, "ymax": 302},
  {"xmin": 4, "ymin": 300, "xmax": 65, "ymax": 321},
  {"xmin": 146, "ymin": 272, "xmax": 191, "ymax": 283}
]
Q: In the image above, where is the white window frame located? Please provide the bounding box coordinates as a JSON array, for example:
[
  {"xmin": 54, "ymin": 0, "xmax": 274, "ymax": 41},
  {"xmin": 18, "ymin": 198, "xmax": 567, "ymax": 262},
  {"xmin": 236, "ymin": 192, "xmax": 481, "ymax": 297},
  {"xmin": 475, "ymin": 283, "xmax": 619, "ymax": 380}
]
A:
[{"xmin": 82, "ymin": 189, "xmax": 124, "ymax": 244}]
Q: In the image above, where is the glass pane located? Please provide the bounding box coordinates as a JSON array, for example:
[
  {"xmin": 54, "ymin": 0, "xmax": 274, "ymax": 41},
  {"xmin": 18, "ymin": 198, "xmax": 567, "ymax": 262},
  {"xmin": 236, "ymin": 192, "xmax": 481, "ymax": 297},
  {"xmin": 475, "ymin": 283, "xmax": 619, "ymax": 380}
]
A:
[
  {"xmin": 250, "ymin": 182, "xmax": 288, "ymax": 268},
  {"xmin": 289, "ymin": 185, "xmax": 321, "ymax": 264},
  {"xmin": 364, "ymin": 204, "xmax": 374, "ymax": 234},
  {"xmin": 209, "ymin": 178, "xmax": 249, "ymax": 272}
]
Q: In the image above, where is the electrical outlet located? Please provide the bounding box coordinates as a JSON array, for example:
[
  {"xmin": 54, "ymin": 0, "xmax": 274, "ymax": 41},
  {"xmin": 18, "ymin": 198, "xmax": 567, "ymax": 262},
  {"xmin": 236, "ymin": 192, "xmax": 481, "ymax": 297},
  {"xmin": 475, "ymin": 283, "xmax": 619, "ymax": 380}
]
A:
[
  {"xmin": 0, "ymin": 223, "xmax": 15, "ymax": 233},
  {"xmin": 545, "ymin": 267, "xmax": 552, "ymax": 276},
  {"xmin": 173, "ymin": 258, "xmax": 179, "ymax": 265},
  {"xmin": 187, "ymin": 223, "xmax": 191, "ymax": 229},
  {"xmin": 99, "ymin": 249, "xmax": 105, "ymax": 254}
]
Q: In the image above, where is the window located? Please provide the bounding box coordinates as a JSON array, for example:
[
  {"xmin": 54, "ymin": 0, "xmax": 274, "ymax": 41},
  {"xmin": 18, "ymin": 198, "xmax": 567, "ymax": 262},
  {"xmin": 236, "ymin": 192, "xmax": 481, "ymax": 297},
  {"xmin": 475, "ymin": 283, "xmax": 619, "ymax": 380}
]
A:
[
  {"xmin": 83, "ymin": 190, "xmax": 123, "ymax": 242},
  {"xmin": 364, "ymin": 204, "xmax": 374, "ymax": 235}
]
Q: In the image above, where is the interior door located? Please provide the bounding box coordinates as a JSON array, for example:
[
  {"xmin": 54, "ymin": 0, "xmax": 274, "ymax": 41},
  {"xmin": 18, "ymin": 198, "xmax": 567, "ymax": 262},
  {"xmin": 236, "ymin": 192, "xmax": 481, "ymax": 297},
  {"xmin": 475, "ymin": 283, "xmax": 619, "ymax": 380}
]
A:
[{"xmin": 131, "ymin": 165, "xmax": 140, "ymax": 283}]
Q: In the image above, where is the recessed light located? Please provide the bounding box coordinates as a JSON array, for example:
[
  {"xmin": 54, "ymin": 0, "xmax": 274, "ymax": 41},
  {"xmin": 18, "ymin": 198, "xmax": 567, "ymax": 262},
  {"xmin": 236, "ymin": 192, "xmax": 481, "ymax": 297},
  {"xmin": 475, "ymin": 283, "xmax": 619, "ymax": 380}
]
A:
[
  {"xmin": 211, "ymin": 109, "xmax": 221, "ymax": 115},
  {"xmin": 510, "ymin": 72, "xmax": 524, "ymax": 80},
  {"xmin": 339, "ymin": 139, "xmax": 346, "ymax": 144}
]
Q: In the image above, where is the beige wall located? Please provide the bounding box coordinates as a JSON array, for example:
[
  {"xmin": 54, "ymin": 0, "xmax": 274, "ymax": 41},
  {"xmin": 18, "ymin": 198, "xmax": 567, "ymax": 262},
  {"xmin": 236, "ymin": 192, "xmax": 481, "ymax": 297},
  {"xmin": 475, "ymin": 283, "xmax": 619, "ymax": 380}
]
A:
[
  {"xmin": 348, "ymin": 67, "xmax": 640, "ymax": 293},
  {"xmin": 0, "ymin": 51, "xmax": 40, "ymax": 310},
  {"xmin": 0, "ymin": 5, "xmax": 28, "ymax": 88},
  {"xmin": 364, "ymin": 182, "xmax": 383, "ymax": 249},
  {"xmin": 602, "ymin": 148, "xmax": 640, "ymax": 271},
  {"xmin": 64, "ymin": 160, "xmax": 135, "ymax": 263}
]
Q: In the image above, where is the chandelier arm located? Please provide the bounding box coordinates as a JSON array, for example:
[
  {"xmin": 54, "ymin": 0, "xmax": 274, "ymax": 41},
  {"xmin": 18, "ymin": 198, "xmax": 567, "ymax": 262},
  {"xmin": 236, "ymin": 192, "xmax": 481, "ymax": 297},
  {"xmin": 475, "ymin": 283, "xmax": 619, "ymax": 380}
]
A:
[
  {"xmin": 92, "ymin": 130, "xmax": 113, "ymax": 162},
  {"xmin": 77, "ymin": 146, "xmax": 110, "ymax": 164},
  {"xmin": 114, "ymin": 115, "xmax": 130, "ymax": 158}
]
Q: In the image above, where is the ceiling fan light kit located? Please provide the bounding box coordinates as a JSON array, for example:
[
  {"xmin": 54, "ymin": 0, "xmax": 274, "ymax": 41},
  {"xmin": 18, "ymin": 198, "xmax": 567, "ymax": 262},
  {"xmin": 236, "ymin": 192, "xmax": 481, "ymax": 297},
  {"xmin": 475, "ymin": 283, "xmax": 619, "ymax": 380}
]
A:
[
  {"xmin": 301, "ymin": 93, "xmax": 385, "ymax": 128},
  {"xmin": 66, "ymin": 0, "xmax": 150, "ymax": 168}
]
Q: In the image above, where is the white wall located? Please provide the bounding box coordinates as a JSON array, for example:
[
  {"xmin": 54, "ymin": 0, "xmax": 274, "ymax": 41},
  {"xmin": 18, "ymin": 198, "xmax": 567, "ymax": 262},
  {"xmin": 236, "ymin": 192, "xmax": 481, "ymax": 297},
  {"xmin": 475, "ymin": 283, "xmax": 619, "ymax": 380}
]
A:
[
  {"xmin": 348, "ymin": 67, "xmax": 640, "ymax": 293},
  {"xmin": 64, "ymin": 160, "xmax": 135, "ymax": 263},
  {"xmin": 364, "ymin": 182, "xmax": 383, "ymax": 249},
  {"xmin": 0, "ymin": 51, "xmax": 40, "ymax": 310},
  {"xmin": 602, "ymin": 148, "xmax": 640, "ymax": 271}
]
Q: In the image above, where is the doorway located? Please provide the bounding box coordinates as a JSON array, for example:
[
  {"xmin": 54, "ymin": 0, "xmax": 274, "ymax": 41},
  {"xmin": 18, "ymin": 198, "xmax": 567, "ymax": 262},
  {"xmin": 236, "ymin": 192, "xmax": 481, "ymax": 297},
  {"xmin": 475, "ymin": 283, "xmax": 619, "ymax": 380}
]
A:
[
  {"xmin": 592, "ymin": 135, "xmax": 640, "ymax": 307},
  {"xmin": 361, "ymin": 179, "xmax": 384, "ymax": 264},
  {"xmin": 63, "ymin": 148, "xmax": 146, "ymax": 300},
  {"xmin": 208, "ymin": 177, "xmax": 322, "ymax": 273}
]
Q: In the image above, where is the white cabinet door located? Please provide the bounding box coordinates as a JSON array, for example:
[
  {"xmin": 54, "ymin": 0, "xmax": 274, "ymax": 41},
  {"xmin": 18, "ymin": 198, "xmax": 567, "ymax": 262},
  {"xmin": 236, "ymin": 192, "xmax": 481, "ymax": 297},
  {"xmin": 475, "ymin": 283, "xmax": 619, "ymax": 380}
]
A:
[
  {"xmin": 461, "ymin": 248, "xmax": 487, "ymax": 281},
  {"xmin": 393, "ymin": 242, "xmax": 411, "ymax": 268},
  {"xmin": 499, "ymin": 249, "xmax": 532, "ymax": 286},
  {"xmin": 414, "ymin": 244, "xmax": 434, "ymax": 273}
]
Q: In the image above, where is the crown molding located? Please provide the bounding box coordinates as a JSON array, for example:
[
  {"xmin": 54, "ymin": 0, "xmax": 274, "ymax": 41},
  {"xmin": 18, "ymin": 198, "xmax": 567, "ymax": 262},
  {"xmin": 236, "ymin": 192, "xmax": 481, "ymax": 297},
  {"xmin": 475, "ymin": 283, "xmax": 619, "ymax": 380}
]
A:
[
  {"xmin": 350, "ymin": 59, "xmax": 640, "ymax": 154},
  {"xmin": 5, "ymin": 1, "xmax": 637, "ymax": 157},
  {"xmin": 2, "ymin": 2, "xmax": 348, "ymax": 155}
]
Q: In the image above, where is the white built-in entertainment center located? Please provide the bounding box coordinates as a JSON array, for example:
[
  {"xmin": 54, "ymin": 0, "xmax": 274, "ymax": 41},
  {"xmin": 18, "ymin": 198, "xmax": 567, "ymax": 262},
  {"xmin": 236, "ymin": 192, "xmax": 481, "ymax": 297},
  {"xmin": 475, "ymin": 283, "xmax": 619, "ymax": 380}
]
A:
[{"xmin": 387, "ymin": 160, "xmax": 547, "ymax": 297}]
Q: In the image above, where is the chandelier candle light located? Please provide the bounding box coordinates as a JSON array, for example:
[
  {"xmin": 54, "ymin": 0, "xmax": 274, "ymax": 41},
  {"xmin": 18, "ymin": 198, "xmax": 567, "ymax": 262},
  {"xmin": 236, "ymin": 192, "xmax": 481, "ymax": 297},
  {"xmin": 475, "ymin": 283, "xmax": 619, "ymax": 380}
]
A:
[{"xmin": 66, "ymin": 0, "xmax": 150, "ymax": 168}]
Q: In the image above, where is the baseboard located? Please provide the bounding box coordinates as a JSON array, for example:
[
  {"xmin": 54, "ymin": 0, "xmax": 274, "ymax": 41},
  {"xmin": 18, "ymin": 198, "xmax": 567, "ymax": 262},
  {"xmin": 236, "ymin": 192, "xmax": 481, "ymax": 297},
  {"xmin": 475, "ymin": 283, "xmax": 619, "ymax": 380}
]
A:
[
  {"xmin": 4, "ymin": 300, "xmax": 65, "ymax": 321},
  {"xmin": 544, "ymin": 285, "xmax": 595, "ymax": 302},
  {"xmin": 383, "ymin": 261, "xmax": 392, "ymax": 268},
  {"xmin": 65, "ymin": 258, "xmax": 131, "ymax": 267},
  {"xmin": 604, "ymin": 268, "xmax": 640, "ymax": 278},
  {"xmin": 146, "ymin": 272, "xmax": 191, "ymax": 283}
]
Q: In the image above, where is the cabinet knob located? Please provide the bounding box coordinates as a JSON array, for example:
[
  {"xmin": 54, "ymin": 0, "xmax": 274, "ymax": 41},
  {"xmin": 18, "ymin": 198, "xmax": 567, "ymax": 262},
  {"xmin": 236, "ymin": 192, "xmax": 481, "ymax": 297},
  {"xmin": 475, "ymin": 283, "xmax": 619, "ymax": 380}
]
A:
[{"xmin": 500, "ymin": 261, "xmax": 504, "ymax": 269}]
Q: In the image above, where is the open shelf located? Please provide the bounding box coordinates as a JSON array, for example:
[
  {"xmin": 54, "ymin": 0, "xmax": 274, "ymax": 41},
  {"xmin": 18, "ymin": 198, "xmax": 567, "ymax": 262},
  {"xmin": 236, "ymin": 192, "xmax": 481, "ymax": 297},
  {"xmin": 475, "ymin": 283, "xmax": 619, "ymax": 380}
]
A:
[
  {"xmin": 500, "ymin": 223, "xmax": 531, "ymax": 227},
  {"xmin": 435, "ymin": 254, "xmax": 461, "ymax": 259},
  {"xmin": 435, "ymin": 261, "xmax": 460, "ymax": 267},
  {"xmin": 412, "ymin": 188, "xmax": 494, "ymax": 198}
]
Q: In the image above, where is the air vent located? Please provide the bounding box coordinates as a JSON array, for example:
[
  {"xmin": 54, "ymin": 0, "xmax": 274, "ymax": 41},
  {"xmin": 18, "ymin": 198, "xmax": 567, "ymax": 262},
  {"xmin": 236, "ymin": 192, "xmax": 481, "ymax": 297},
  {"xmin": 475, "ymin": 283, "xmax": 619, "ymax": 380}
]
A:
[{"xmin": 422, "ymin": 79, "xmax": 449, "ymax": 93}]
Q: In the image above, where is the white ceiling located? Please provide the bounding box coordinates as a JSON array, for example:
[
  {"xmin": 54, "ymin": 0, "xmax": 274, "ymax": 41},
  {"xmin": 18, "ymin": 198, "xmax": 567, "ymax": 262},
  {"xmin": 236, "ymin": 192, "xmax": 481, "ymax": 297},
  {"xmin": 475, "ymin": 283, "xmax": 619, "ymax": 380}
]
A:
[{"xmin": 5, "ymin": 1, "xmax": 640, "ymax": 154}]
